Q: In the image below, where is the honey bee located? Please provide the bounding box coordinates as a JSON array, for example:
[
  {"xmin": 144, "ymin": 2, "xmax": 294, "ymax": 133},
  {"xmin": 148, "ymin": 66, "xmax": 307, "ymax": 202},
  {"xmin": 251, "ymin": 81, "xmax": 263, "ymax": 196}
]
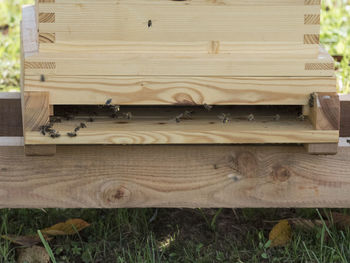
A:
[
  {"xmin": 297, "ymin": 114, "xmax": 305, "ymax": 121},
  {"xmin": 123, "ymin": 112, "xmax": 132, "ymax": 120},
  {"xmin": 105, "ymin": 98, "xmax": 113, "ymax": 105},
  {"xmin": 309, "ymin": 93, "xmax": 315, "ymax": 108},
  {"xmin": 247, "ymin": 114, "xmax": 255, "ymax": 121},
  {"xmin": 273, "ymin": 114, "xmax": 280, "ymax": 121},
  {"xmin": 67, "ymin": 132, "xmax": 77, "ymax": 137},
  {"xmin": 218, "ymin": 113, "xmax": 230, "ymax": 124},
  {"xmin": 204, "ymin": 103, "xmax": 213, "ymax": 111},
  {"xmin": 80, "ymin": 122, "xmax": 87, "ymax": 128}
]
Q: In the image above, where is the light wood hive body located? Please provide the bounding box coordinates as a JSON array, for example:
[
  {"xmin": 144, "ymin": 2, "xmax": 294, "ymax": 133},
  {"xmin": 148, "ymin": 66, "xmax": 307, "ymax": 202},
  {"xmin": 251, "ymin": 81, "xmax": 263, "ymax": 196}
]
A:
[{"xmin": 21, "ymin": 1, "xmax": 339, "ymax": 150}]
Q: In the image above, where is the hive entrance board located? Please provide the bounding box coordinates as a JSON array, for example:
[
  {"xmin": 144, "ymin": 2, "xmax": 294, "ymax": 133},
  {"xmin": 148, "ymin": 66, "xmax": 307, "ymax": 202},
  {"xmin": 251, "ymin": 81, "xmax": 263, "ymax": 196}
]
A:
[{"xmin": 23, "ymin": 104, "xmax": 338, "ymax": 145}]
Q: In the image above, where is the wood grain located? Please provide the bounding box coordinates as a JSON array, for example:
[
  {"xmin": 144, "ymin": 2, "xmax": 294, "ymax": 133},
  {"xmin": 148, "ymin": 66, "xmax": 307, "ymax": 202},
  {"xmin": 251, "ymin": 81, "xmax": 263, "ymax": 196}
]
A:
[
  {"xmin": 24, "ymin": 92, "xmax": 50, "ymax": 132},
  {"xmin": 309, "ymin": 92, "xmax": 340, "ymax": 130},
  {"xmin": 304, "ymin": 34, "xmax": 319, "ymax": 44},
  {"xmin": 304, "ymin": 14, "xmax": 320, "ymax": 24},
  {"xmin": 24, "ymin": 107, "xmax": 339, "ymax": 145},
  {"xmin": 1, "ymin": 145, "xmax": 350, "ymax": 208},
  {"xmin": 304, "ymin": 143, "xmax": 338, "ymax": 155},
  {"xmin": 38, "ymin": 13, "xmax": 55, "ymax": 23},
  {"xmin": 24, "ymin": 49, "xmax": 334, "ymax": 77},
  {"xmin": 24, "ymin": 76, "xmax": 336, "ymax": 105},
  {"xmin": 39, "ymin": 33, "xmax": 55, "ymax": 43}
]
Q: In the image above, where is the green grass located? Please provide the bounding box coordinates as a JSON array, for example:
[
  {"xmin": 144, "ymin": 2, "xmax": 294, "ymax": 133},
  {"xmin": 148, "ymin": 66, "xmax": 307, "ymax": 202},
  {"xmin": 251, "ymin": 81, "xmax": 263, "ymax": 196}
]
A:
[{"xmin": 1, "ymin": 208, "xmax": 350, "ymax": 262}]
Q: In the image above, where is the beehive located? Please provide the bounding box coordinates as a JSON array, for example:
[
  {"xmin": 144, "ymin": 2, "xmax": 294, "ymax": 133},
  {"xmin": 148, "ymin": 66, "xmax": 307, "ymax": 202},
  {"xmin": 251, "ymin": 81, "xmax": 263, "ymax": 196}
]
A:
[{"xmin": 21, "ymin": 1, "xmax": 339, "ymax": 154}]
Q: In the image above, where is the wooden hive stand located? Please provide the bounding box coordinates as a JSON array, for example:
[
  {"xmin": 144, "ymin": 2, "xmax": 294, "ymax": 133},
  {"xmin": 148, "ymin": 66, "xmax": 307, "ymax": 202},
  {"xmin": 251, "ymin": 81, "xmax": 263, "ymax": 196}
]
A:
[{"xmin": 21, "ymin": 1, "xmax": 339, "ymax": 156}]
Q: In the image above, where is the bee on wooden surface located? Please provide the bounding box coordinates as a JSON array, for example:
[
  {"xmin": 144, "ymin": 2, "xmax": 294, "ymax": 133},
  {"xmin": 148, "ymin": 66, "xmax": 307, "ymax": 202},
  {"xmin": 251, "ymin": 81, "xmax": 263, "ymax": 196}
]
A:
[
  {"xmin": 148, "ymin": 20, "xmax": 152, "ymax": 28},
  {"xmin": 309, "ymin": 93, "xmax": 315, "ymax": 108},
  {"xmin": 49, "ymin": 131, "xmax": 60, "ymax": 138},
  {"xmin": 74, "ymin": 126, "xmax": 80, "ymax": 133},
  {"xmin": 111, "ymin": 105, "xmax": 120, "ymax": 113},
  {"xmin": 40, "ymin": 74, "xmax": 45, "ymax": 82},
  {"xmin": 88, "ymin": 117, "xmax": 95, "ymax": 122},
  {"xmin": 39, "ymin": 123, "xmax": 53, "ymax": 136},
  {"xmin": 273, "ymin": 114, "xmax": 280, "ymax": 121},
  {"xmin": 297, "ymin": 113, "xmax": 305, "ymax": 121},
  {"xmin": 122, "ymin": 112, "xmax": 133, "ymax": 120},
  {"xmin": 105, "ymin": 98, "xmax": 113, "ymax": 106},
  {"xmin": 67, "ymin": 132, "xmax": 77, "ymax": 137},
  {"xmin": 247, "ymin": 114, "xmax": 255, "ymax": 121},
  {"xmin": 204, "ymin": 103, "xmax": 213, "ymax": 111},
  {"xmin": 50, "ymin": 116, "xmax": 61, "ymax": 123},
  {"xmin": 218, "ymin": 113, "xmax": 230, "ymax": 124},
  {"xmin": 183, "ymin": 110, "xmax": 194, "ymax": 119},
  {"xmin": 175, "ymin": 113, "xmax": 183, "ymax": 123},
  {"xmin": 80, "ymin": 122, "xmax": 87, "ymax": 128}
]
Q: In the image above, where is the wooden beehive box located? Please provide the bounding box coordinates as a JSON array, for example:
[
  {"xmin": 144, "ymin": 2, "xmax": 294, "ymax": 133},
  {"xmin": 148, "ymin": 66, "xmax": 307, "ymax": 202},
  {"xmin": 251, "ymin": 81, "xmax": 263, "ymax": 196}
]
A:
[{"xmin": 21, "ymin": 1, "xmax": 339, "ymax": 155}]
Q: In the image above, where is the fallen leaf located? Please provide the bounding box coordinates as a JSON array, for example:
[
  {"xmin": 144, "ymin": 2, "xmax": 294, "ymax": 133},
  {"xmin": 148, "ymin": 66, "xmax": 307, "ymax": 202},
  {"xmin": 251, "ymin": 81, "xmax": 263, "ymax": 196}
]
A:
[
  {"xmin": 17, "ymin": 245, "xmax": 50, "ymax": 263},
  {"xmin": 288, "ymin": 218, "xmax": 323, "ymax": 231},
  {"xmin": 269, "ymin": 219, "xmax": 292, "ymax": 247},
  {"xmin": 1, "ymin": 234, "xmax": 52, "ymax": 247},
  {"xmin": 329, "ymin": 212, "xmax": 350, "ymax": 229},
  {"xmin": 41, "ymin": 218, "xmax": 90, "ymax": 236}
]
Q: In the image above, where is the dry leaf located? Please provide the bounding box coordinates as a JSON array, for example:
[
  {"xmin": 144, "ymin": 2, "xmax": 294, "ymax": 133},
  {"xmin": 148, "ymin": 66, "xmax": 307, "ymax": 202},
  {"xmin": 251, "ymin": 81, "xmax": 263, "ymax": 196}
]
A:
[
  {"xmin": 288, "ymin": 218, "xmax": 323, "ymax": 231},
  {"xmin": 269, "ymin": 219, "xmax": 292, "ymax": 247},
  {"xmin": 330, "ymin": 212, "xmax": 350, "ymax": 229},
  {"xmin": 1, "ymin": 234, "xmax": 52, "ymax": 247},
  {"xmin": 41, "ymin": 218, "xmax": 90, "ymax": 236},
  {"xmin": 17, "ymin": 245, "xmax": 50, "ymax": 263}
]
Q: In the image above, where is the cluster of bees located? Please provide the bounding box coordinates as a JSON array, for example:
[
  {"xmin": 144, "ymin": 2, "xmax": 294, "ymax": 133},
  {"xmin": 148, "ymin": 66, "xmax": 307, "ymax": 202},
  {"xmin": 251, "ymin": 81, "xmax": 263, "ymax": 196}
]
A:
[{"xmin": 39, "ymin": 100, "xmax": 307, "ymax": 138}]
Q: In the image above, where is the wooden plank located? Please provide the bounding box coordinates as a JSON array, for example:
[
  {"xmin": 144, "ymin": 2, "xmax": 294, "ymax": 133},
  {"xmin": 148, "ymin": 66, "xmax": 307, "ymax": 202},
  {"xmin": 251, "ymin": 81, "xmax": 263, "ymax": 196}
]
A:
[
  {"xmin": 25, "ymin": 145, "xmax": 56, "ymax": 156},
  {"xmin": 24, "ymin": 48, "xmax": 334, "ymax": 77},
  {"xmin": 35, "ymin": 1, "xmax": 320, "ymax": 56},
  {"xmin": 1, "ymin": 145, "xmax": 350, "ymax": 208},
  {"xmin": 24, "ymin": 107, "xmax": 339, "ymax": 145},
  {"xmin": 0, "ymin": 93, "xmax": 23, "ymax": 137},
  {"xmin": 24, "ymin": 76, "xmax": 336, "ymax": 105},
  {"xmin": 340, "ymin": 94, "xmax": 350, "ymax": 137},
  {"xmin": 304, "ymin": 143, "xmax": 338, "ymax": 155},
  {"xmin": 24, "ymin": 91, "xmax": 50, "ymax": 132}
]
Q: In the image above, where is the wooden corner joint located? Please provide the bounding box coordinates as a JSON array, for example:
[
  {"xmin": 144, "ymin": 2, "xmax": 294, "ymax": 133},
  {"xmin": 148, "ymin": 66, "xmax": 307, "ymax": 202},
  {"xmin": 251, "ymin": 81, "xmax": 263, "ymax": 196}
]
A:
[{"xmin": 309, "ymin": 92, "xmax": 340, "ymax": 131}]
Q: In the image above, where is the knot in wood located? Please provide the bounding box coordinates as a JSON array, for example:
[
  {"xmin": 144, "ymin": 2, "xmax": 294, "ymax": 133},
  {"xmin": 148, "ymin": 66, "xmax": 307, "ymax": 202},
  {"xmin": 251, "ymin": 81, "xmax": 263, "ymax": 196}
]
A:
[
  {"xmin": 102, "ymin": 185, "xmax": 130, "ymax": 206},
  {"xmin": 272, "ymin": 166, "xmax": 291, "ymax": 182}
]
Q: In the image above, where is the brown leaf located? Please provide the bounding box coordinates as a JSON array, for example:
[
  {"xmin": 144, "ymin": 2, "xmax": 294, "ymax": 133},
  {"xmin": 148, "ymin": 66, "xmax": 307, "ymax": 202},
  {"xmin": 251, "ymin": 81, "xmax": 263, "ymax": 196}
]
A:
[
  {"xmin": 330, "ymin": 212, "xmax": 350, "ymax": 229},
  {"xmin": 17, "ymin": 245, "xmax": 50, "ymax": 263},
  {"xmin": 269, "ymin": 219, "xmax": 292, "ymax": 247},
  {"xmin": 41, "ymin": 218, "xmax": 90, "ymax": 236},
  {"xmin": 1, "ymin": 234, "xmax": 52, "ymax": 247},
  {"xmin": 288, "ymin": 218, "xmax": 323, "ymax": 231}
]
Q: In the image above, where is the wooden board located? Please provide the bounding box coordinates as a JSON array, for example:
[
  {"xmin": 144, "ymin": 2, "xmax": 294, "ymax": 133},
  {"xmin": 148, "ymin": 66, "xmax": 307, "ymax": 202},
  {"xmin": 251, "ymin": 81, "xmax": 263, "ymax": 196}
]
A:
[
  {"xmin": 36, "ymin": 0, "xmax": 320, "ymax": 57},
  {"xmin": 24, "ymin": 105, "xmax": 339, "ymax": 145},
  {"xmin": 0, "ymin": 93, "xmax": 23, "ymax": 137},
  {"xmin": 23, "ymin": 47, "xmax": 334, "ymax": 77},
  {"xmin": 1, "ymin": 144, "xmax": 350, "ymax": 208},
  {"xmin": 24, "ymin": 75, "xmax": 336, "ymax": 105}
]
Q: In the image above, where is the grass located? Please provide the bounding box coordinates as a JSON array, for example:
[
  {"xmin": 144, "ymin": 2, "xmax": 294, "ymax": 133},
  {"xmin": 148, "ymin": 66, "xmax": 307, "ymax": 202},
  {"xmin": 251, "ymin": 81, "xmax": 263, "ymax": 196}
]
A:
[{"xmin": 1, "ymin": 208, "xmax": 350, "ymax": 262}]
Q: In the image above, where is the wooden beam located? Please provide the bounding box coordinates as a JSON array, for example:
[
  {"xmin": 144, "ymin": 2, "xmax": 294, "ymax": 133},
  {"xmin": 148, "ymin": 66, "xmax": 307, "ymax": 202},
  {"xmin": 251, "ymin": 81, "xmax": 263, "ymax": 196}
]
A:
[
  {"xmin": 1, "ymin": 145, "xmax": 350, "ymax": 208},
  {"xmin": 0, "ymin": 93, "xmax": 23, "ymax": 137},
  {"xmin": 340, "ymin": 94, "xmax": 350, "ymax": 137}
]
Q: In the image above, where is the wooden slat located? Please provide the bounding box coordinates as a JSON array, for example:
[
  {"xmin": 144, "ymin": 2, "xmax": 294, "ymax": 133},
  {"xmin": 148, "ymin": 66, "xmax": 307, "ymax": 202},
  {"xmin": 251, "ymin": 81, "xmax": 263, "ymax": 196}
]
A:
[
  {"xmin": 24, "ymin": 76, "xmax": 336, "ymax": 105},
  {"xmin": 24, "ymin": 91, "xmax": 50, "ymax": 132},
  {"xmin": 24, "ymin": 107, "xmax": 339, "ymax": 145},
  {"xmin": 1, "ymin": 145, "xmax": 350, "ymax": 208},
  {"xmin": 24, "ymin": 48, "xmax": 334, "ymax": 77},
  {"xmin": 340, "ymin": 94, "xmax": 350, "ymax": 137}
]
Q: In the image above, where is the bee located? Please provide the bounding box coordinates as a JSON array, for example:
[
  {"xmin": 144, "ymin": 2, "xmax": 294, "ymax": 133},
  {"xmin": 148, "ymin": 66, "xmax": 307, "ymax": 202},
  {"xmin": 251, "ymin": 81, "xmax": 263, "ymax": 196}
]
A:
[
  {"xmin": 204, "ymin": 103, "xmax": 213, "ymax": 111},
  {"xmin": 347, "ymin": 139, "xmax": 350, "ymax": 144},
  {"xmin": 39, "ymin": 123, "xmax": 53, "ymax": 136},
  {"xmin": 88, "ymin": 117, "xmax": 94, "ymax": 122},
  {"xmin": 105, "ymin": 98, "xmax": 113, "ymax": 106},
  {"xmin": 148, "ymin": 20, "xmax": 152, "ymax": 28},
  {"xmin": 80, "ymin": 122, "xmax": 87, "ymax": 128},
  {"xmin": 218, "ymin": 113, "xmax": 230, "ymax": 124},
  {"xmin": 175, "ymin": 113, "xmax": 183, "ymax": 123},
  {"xmin": 123, "ymin": 112, "xmax": 132, "ymax": 120},
  {"xmin": 273, "ymin": 114, "xmax": 280, "ymax": 121},
  {"xmin": 67, "ymin": 132, "xmax": 77, "ymax": 137},
  {"xmin": 111, "ymin": 105, "xmax": 120, "ymax": 113},
  {"xmin": 74, "ymin": 126, "xmax": 81, "ymax": 132},
  {"xmin": 40, "ymin": 74, "xmax": 45, "ymax": 82},
  {"xmin": 50, "ymin": 116, "xmax": 61, "ymax": 123},
  {"xmin": 309, "ymin": 93, "xmax": 315, "ymax": 108},
  {"xmin": 247, "ymin": 114, "xmax": 255, "ymax": 121},
  {"xmin": 297, "ymin": 114, "xmax": 305, "ymax": 121},
  {"xmin": 49, "ymin": 131, "xmax": 60, "ymax": 138}
]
